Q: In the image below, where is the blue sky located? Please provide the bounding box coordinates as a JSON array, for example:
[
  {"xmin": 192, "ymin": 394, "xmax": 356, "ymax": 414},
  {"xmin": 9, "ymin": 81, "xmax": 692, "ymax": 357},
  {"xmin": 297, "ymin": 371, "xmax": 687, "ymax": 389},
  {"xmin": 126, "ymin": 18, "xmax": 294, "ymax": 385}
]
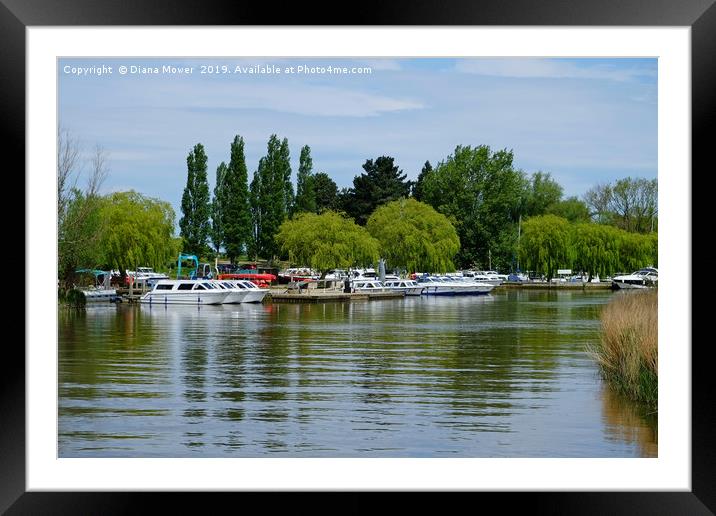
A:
[{"xmin": 58, "ymin": 57, "xmax": 657, "ymax": 218}]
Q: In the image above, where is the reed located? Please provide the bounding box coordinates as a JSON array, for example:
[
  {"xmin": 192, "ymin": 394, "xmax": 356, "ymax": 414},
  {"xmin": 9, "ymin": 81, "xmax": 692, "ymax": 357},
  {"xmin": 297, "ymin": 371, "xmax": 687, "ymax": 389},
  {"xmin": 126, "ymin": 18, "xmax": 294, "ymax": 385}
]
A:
[{"xmin": 589, "ymin": 290, "xmax": 658, "ymax": 411}]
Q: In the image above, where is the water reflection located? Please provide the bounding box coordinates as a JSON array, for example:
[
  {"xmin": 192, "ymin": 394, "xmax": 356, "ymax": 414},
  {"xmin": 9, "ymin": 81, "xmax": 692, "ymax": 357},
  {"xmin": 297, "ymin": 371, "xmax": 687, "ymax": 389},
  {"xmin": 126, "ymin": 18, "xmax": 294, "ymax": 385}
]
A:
[{"xmin": 58, "ymin": 291, "xmax": 657, "ymax": 457}]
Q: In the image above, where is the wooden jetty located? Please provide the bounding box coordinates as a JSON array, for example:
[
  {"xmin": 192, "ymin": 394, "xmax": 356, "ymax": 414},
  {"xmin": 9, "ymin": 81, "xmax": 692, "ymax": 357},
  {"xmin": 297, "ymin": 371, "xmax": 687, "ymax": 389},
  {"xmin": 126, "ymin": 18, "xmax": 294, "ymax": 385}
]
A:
[
  {"xmin": 500, "ymin": 282, "xmax": 611, "ymax": 290},
  {"xmin": 267, "ymin": 289, "xmax": 405, "ymax": 303}
]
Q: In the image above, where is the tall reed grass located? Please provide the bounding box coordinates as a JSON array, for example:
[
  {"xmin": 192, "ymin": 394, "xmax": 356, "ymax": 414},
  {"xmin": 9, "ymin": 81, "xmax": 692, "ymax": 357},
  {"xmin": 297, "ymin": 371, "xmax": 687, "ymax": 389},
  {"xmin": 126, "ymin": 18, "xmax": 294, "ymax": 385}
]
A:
[{"xmin": 589, "ymin": 289, "xmax": 658, "ymax": 411}]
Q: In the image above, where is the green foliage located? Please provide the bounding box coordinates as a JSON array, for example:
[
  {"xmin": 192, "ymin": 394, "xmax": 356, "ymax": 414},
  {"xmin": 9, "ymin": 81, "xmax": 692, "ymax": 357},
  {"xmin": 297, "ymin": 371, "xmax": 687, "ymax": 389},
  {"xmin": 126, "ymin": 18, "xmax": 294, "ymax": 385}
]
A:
[
  {"xmin": 518, "ymin": 215, "xmax": 572, "ymax": 281},
  {"xmin": 58, "ymin": 189, "xmax": 106, "ymax": 289},
  {"xmin": 223, "ymin": 135, "xmax": 252, "ymax": 263},
  {"xmin": 546, "ymin": 196, "xmax": 591, "ymax": 223},
  {"xmin": 523, "ymin": 171, "xmax": 563, "ymax": 216},
  {"xmin": 295, "ymin": 145, "xmax": 317, "ymax": 213},
  {"xmin": 210, "ymin": 162, "xmax": 227, "ymax": 253},
  {"xmin": 421, "ymin": 145, "xmax": 524, "ymax": 269},
  {"xmin": 179, "ymin": 143, "xmax": 211, "ymax": 256},
  {"xmin": 366, "ymin": 198, "xmax": 459, "ymax": 273},
  {"xmin": 250, "ymin": 135, "xmax": 294, "ymax": 260},
  {"xmin": 343, "ymin": 156, "xmax": 411, "ymax": 225},
  {"xmin": 412, "ymin": 160, "xmax": 432, "ymax": 202},
  {"xmin": 313, "ymin": 172, "xmax": 339, "ymax": 213},
  {"xmin": 99, "ymin": 191, "xmax": 178, "ymax": 274},
  {"xmin": 583, "ymin": 178, "xmax": 657, "ymax": 233},
  {"xmin": 570, "ymin": 223, "xmax": 621, "ymax": 280},
  {"xmin": 276, "ymin": 211, "xmax": 379, "ymax": 273},
  {"xmin": 65, "ymin": 288, "xmax": 87, "ymax": 308}
]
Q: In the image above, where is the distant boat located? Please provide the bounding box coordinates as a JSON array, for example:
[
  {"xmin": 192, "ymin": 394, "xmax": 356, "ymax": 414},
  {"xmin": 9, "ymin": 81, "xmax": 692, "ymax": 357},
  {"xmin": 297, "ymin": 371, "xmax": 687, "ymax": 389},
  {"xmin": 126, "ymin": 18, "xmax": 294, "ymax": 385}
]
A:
[
  {"xmin": 140, "ymin": 279, "xmax": 230, "ymax": 305},
  {"xmin": 611, "ymin": 268, "xmax": 658, "ymax": 290},
  {"xmin": 278, "ymin": 267, "xmax": 319, "ymax": 284},
  {"xmin": 351, "ymin": 279, "xmax": 389, "ymax": 292},
  {"xmin": 383, "ymin": 279, "xmax": 424, "ymax": 296},
  {"xmin": 417, "ymin": 275, "xmax": 494, "ymax": 295}
]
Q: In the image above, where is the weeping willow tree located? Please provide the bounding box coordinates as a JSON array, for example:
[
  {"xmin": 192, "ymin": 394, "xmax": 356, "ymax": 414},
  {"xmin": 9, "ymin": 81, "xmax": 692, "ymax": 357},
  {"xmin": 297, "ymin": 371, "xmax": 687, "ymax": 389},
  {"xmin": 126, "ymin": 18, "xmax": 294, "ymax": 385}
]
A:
[
  {"xmin": 366, "ymin": 198, "xmax": 460, "ymax": 273},
  {"xmin": 570, "ymin": 223, "xmax": 622, "ymax": 280},
  {"xmin": 275, "ymin": 211, "xmax": 379, "ymax": 276},
  {"xmin": 617, "ymin": 230, "xmax": 655, "ymax": 272},
  {"xmin": 98, "ymin": 191, "xmax": 179, "ymax": 276},
  {"xmin": 518, "ymin": 214, "xmax": 572, "ymax": 281}
]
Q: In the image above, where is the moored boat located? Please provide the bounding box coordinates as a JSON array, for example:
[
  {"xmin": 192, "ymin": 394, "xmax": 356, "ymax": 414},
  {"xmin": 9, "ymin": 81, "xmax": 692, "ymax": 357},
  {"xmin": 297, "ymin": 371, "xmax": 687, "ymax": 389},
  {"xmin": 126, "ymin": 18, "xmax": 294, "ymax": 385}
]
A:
[
  {"xmin": 417, "ymin": 275, "xmax": 494, "ymax": 295},
  {"xmin": 383, "ymin": 279, "xmax": 424, "ymax": 296},
  {"xmin": 140, "ymin": 279, "xmax": 230, "ymax": 305},
  {"xmin": 611, "ymin": 268, "xmax": 658, "ymax": 290}
]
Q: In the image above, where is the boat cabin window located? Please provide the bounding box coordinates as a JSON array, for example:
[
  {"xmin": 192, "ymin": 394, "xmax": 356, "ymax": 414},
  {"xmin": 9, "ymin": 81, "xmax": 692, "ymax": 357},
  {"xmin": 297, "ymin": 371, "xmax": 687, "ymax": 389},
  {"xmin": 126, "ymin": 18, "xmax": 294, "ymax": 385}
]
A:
[
  {"xmin": 194, "ymin": 284, "xmax": 206, "ymax": 290},
  {"xmin": 177, "ymin": 283, "xmax": 194, "ymax": 290},
  {"xmin": 201, "ymin": 282, "xmax": 215, "ymax": 289},
  {"xmin": 221, "ymin": 282, "xmax": 234, "ymax": 289},
  {"xmin": 155, "ymin": 284, "xmax": 173, "ymax": 290}
]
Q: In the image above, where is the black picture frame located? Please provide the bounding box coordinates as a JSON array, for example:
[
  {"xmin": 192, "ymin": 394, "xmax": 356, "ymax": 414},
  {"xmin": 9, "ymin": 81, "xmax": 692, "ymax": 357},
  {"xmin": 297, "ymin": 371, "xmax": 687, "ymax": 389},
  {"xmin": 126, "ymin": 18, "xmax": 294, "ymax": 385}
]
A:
[{"xmin": 5, "ymin": 1, "xmax": 711, "ymax": 513}]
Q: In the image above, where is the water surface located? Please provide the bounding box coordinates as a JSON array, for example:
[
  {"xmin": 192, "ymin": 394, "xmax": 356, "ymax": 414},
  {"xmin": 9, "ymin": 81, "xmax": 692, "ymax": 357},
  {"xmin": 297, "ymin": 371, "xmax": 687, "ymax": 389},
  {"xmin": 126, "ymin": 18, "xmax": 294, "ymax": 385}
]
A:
[{"xmin": 58, "ymin": 290, "xmax": 657, "ymax": 457}]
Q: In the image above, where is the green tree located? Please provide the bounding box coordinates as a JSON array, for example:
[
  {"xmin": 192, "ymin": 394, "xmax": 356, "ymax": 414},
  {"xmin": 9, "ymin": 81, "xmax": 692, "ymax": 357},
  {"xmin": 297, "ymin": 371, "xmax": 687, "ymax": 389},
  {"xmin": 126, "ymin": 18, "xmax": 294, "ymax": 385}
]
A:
[
  {"xmin": 421, "ymin": 145, "xmax": 524, "ymax": 270},
  {"xmin": 99, "ymin": 191, "xmax": 178, "ymax": 275},
  {"xmin": 250, "ymin": 135, "xmax": 293, "ymax": 260},
  {"xmin": 210, "ymin": 162, "xmax": 227, "ymax": 254},
  {"xmin": 609, "ymin": 177, "xmax": 658, "ymax": 233},
  {"xmin": 57, "ymin": 134, "xmax": 109, "ymax": 290},
  {"xmin": 412, "ymin": 160, "xmax": 433, "ymax": 202},
  {"xmin": 546, "ymin": 196, "xmax": 591, "ymax": 223},
  {"xmin": 279, "ymin": 137, "xmax": 294, "ymax": 216},
  {"xmin": 313, "ymin": 172, "xmax": 339, "ymax": 213},
  {"xmin": 366, "ymin": 198, "xmax": 460, "ymax": 273},
  {"xmin": 223, "ymin": 135, "xmax": 252, "ymax": 263},
  {"xmin": 570, "ymin": 223, "xmax": 621, "ymax": 280},
  {"xmin": 518, "ymin": 215, "xmax": 571, "ymax": 281},
  {"xmin": 276, "ymin": 211, "xmax": 379, "ymax": 275},
  {"xmin": 295, "ymin": 145, "xmax": 317, "ymax": 213},
  {"xmin": 617, "ymin": 230, "xmax": 655, "ymax": 272},
  {"xmin": 343, "ymin": 156, "xmax": 411, "ymax": 225},
  {"xmin": 179, "ymin": 143, "xmax": 211, "ymax": 256},
  {"xmin": 523, "ymin": 171, "xmax": 563, "ymax": 216}
]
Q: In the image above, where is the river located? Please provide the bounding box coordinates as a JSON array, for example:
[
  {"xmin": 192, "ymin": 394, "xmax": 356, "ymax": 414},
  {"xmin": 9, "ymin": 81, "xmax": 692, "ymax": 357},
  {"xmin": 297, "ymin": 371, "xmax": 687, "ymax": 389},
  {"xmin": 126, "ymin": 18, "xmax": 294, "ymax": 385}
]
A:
[{"xmin": 58, "ymin": 289, "xmax": 657, "ymax": 457}]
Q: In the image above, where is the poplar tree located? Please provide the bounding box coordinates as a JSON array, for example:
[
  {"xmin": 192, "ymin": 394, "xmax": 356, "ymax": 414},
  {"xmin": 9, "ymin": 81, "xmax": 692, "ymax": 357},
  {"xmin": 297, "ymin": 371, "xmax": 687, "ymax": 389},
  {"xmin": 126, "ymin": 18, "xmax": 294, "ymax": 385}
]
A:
[
  {"xmin": 295, "ymin": 145, "xmax": 317, "ymax": 213},
  {"xmin": 223, "ymin": 135, "xmax": 252, "ymax": 263},
  {"xmin": 179, "ymin": 143, "xmax": 211, "ymax": 256},
  {"xmin": 210, "ymin": 162, "xmax": 227, "ymax": 254}
]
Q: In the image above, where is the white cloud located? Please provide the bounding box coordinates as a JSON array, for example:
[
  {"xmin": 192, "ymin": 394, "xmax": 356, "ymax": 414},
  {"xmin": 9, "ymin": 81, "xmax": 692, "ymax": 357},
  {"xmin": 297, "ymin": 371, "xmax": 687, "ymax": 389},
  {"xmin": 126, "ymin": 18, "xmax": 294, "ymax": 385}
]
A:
[{"xmin": 455, "ymin": 58, "xmax": 656, "ymax": 83}]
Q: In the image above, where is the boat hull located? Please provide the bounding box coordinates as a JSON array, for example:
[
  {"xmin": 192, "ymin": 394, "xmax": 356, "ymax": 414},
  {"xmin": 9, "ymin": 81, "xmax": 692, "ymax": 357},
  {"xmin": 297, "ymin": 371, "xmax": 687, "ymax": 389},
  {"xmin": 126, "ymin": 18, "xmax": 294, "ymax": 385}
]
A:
[{"xmin": 139, "ymin": 292, "xmax": 229, "ymax": 305}]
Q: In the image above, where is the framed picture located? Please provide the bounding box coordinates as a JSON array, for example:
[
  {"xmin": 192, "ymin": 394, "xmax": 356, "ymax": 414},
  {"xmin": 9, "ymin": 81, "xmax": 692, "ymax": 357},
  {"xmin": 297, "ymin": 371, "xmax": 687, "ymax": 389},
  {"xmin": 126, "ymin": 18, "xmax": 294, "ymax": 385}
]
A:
[{"xmin": 8, "ymin": 0, "xmax": 710, "ymax": 512}]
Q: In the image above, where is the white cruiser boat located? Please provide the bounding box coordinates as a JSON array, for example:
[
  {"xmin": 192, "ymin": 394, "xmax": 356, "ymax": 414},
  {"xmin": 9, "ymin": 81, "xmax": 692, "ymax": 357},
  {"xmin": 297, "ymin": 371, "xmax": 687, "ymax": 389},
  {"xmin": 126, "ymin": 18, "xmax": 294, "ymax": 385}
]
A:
[
  {"xmin": 351, "ymin": 280, "xmax": 389, "ymax": 292},
  {"xmin": 417, "ymin": 275, "xmax": 494, "ymax": 295},
  {"xmin": 463, "ymin": 270, "xmax": 505, "ymax": 286},
  {"xmin": 140, "ymin": 279, "xmax": 230, "ymax": 305},
  {"xmin": 226, "ymin": 280, "xmax": 269, "ymax": 303},
  {"xmin": 383, "ymin": 279, "xmax": 424, "ymax": 296},
  {"xmin": 611, "ymin": 268, "xmax": 658, "ymax": 290},
  {"xmin": 210, "ymin": 280, "xmax": 250, "ymax": 303}
]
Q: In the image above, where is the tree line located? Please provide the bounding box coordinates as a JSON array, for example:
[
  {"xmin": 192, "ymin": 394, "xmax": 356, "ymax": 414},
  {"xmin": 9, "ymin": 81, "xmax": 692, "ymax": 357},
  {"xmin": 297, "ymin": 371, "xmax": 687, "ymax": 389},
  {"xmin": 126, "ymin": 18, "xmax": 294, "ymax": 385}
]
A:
[
  {"xmin": 57, "ymin": 126, "xmax": 658, "ymax": 290},
  {"xmin": 180, "ymin": 137, "xmax": 658, "ymax": 275}
]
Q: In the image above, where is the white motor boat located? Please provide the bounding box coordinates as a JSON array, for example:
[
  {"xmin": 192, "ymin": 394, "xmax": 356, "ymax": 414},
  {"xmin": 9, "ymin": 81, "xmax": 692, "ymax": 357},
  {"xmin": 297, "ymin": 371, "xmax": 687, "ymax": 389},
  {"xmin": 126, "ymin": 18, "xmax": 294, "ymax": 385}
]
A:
[
  {"xmin": 140, "ymin": 279, "xmax": 231, "ymax": 305},
  {"xmin": 611, "ymin": 268, "xmax": 658, "ymax": 290},
  {"xmin": 351, "ymin": 279, "xmax": 388, "ymax": 292},
  {"xmin": 210, "ymin": 280, "xmax": 250, "ymax": 304},
  {"xmin": 80, "ymin": 287, "xmax": 119, "ymax": 303},
  {"xmin": 383, "ymin": 279, "xmax": 424, "ymax": 296},
  {"xmin": 417, "ymin": 275, "xmax": 494, "ymax": 295},
  {"xmin": 228, "ymin": 280, "xmax": 269, "ymax": 303}
]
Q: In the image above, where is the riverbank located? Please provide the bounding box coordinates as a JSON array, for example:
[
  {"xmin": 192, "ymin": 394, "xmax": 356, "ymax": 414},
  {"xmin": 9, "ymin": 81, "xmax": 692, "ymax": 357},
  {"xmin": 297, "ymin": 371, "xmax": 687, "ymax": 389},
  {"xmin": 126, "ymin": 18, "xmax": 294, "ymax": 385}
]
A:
[{"xmin": 589, "ymin": 289, "xmax": 658, "ymax": 411}]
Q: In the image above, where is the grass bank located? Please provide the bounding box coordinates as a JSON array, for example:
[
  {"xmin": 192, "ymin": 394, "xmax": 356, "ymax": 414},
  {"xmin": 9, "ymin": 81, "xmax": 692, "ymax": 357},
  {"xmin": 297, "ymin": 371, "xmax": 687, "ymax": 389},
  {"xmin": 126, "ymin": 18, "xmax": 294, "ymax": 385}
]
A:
[{"xmin": 589, "ymin": 289, "xmax": 658, "ymax": 411}]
